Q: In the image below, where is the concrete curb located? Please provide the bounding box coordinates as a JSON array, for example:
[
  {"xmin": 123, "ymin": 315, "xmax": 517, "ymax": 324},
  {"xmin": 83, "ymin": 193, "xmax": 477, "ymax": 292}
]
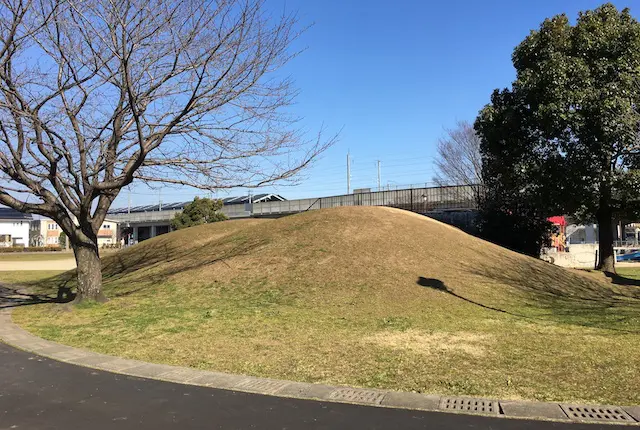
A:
[{"xmin": 1, "ymin": 308, "xmax": 638, "ymax": 426}]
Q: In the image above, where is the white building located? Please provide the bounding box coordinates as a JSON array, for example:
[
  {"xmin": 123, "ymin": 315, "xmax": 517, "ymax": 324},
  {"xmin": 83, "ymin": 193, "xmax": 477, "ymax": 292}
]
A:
[
  {"xmin": 30, "ymin": 218, "xmax": 66, "ymax": 247},
  {"xmin": 96, "ymin": 219, "xmax": 119, "ymax": 247},
  {"xmin": 0, "ymin": 207, "xmax": 32, "ymax": 247},
  {"xmin": 566, "ymin": 224, "xmax": 598, "ymax": 244},
  {"xmin": 31, "ymin": 217, "xmax": 119, "ymax": 248},
  {"xmin": 30, "ymin": 218, "xmax": 62, "ymax": 247}
]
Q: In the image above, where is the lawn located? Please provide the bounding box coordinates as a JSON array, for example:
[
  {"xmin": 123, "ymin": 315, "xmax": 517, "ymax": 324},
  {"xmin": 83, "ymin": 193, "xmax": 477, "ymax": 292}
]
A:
[
  {"xmin": 0, "ymin": 270, "xmax": 66, "ymax": 284},
  {"xmin": 6, "ymin": 207, "xmax": 640, "ymax": 405}
]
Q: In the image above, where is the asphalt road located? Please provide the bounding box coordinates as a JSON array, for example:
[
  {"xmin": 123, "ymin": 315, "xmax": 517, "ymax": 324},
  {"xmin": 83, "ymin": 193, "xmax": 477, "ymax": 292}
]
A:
[{"xmin": 0, "ymin": 344, "xmax": 624, "ymax": 430}]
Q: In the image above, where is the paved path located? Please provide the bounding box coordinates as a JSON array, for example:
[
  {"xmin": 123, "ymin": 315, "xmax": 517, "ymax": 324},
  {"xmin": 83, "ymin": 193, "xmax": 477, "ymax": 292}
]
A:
[
  {"xmin": 0, "ymin": 343, "xmax": 620, "ymax": 430},
  {"xmin": 0, "ymin": 259, "xmax": 76, "ymax": 271}
]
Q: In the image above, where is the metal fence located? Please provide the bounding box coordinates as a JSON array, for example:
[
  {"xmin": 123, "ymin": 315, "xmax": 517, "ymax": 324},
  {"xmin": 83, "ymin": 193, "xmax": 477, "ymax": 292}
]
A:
[
  {"xmin": 251, "ymin": 185, "xmax": 480, "ymax": 216},
  {"xmin": 108, "ymin": 204, "xmax": 253, "ymax": 223},
  {"xmin": 109, "ymin": 185, "xmax": 481, "ymax": 226},
  {"xmin": 614, "ymin": 240, "xmax": 640, "ymax": 248}
]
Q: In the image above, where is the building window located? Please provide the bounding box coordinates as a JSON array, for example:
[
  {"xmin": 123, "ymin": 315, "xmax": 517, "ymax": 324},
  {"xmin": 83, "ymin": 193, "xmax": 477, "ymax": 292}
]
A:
[
  {"xmin": 48, "ymin": 223, "xmax": 58, "ymax": 230},
  {"xmin": 103, "ymin": 224, "xmax": 111, "ymax": 229}
]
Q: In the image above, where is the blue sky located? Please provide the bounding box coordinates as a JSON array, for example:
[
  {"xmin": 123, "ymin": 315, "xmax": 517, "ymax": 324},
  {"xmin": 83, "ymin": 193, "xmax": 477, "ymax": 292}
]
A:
[{"xmin": 116, "ymin": 0, "xmax": 638, "ymax": 208}]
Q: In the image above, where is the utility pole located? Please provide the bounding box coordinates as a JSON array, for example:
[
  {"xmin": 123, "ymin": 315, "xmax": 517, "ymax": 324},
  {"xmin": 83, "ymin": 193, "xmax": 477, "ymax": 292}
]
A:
[
  {"xmin": 377, "ymin": 160, "xmax": 381, "ymax": 191},
  {"xmin": 127, "ymin": 190, "xmax": 131, "ymax": 214},
  {"xmin": 158, "ymin": 189, "xmax": 162, "ymax": 211},
  {"xmin": 347, "ymin": 152, "xmax": 351, "ymax": 194}
]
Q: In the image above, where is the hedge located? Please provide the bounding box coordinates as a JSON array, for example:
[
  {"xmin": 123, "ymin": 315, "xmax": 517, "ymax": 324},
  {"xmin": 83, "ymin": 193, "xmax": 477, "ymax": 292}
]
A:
[{"xmin": 0, "ymin": 246, "xmax": 63, "ymax": 253}]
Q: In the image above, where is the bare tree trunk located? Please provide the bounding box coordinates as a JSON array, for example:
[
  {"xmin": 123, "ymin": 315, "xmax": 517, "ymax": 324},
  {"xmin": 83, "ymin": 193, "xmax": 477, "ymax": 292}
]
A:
[
  {"xmin": 596, "ymin": 206, "xmax": 616, "ymax": 274},
  {"xmin": 71, "ymin": 240, "xmax": 106, "ymax": 303}
]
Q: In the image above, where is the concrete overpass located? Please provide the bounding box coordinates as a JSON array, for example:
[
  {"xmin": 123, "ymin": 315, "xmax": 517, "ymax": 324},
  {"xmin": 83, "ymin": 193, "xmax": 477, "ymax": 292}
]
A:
[{"xmin": 108, "ymin": 185, "xmax": 480, "ymax": 243}]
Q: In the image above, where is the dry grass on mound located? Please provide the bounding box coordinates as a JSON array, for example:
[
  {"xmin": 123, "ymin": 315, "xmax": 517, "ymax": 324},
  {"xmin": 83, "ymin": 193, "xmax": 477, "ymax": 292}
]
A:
[{"xmin": 10, "ymin": 206, "xmax": 640, "ymax": 405}]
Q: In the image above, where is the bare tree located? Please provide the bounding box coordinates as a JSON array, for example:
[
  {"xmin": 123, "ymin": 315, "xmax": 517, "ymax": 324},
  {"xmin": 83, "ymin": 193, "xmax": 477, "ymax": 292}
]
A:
[
  {"xmin": 433, "ymin": 120, "xmax": 483, "ymax": 188},
  {"xmin": 0, "ymin": 0, "xmax": 335, "ymax": 302}
]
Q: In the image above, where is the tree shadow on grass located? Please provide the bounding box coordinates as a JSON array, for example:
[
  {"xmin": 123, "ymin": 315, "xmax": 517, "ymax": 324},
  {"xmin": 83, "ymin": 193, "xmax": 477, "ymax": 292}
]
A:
[
  {"xmin": 605, "ymin": 271, "xmax": 640, "ymax": 287},
  {"xmin": 416, "ymin": 277, "xmax": 531, "ymax": 319},
  {"xmin": 470, "ymin": 256, "xmax": 640, "ymax": 302},
  {"xmin": 416, "ymin": 276, "xmax": 640, "ymax": 334},
  {"xmin": 100, "ymin": 233, "xmax": 269, "ymax": 288},
  {"xmin": 0, "ymin": 283, "xmax": 75, "ymax": 309},
  {"xmin": 0, "ymin": 226, "xmax": 269, "ymax": 306}
]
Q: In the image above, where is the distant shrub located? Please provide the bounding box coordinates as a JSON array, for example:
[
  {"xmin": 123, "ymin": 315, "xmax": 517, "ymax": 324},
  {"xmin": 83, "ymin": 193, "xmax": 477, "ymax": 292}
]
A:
[
  {"xmin": 0, "ymin": 247, "xmax": 24, "ymax": 253},
  {"xmin": 59, "ymin": 232, "xmax": 67, "ymax": 249},
  {"xmin": 25, "ymin": 246, "xmax": 62, "ymax": 252},
  {"xmin": 171, "ymin": 197, "xmax": 228, "ymax": 230},
  {"xmin": 0, "ymin": 246, "xmax": 63, "ymax": 253}
]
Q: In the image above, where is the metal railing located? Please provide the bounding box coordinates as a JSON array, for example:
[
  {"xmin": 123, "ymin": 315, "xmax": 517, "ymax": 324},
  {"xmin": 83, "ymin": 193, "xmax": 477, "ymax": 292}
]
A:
[
  {"xmin": 251, "ymin": 185, "xmax": 480, "ymax": 216},
  {"xmin": 109, "ymin": 184, "xmax": 481, "ymax": 224},
  {"xmin": 614, "ymin": 240, "xmax": 640, "ymax": 248}
]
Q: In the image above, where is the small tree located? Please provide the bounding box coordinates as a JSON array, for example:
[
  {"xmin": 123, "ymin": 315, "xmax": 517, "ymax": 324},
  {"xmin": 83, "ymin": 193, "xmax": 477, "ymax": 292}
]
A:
[
  {"xmin": 58, "ymin": 232, "xmax": 67, "ymax": 249},
  {"xmin": 476, "ymin": 3, "xmax": 640, "ymax": 271},
  {"xmin": 29, "ymin": 230, "xmax": 43, "ymax": 247},
  {"xmin": 171, "ymin": 197, "xmax": 227, "ymax": 230},
  {"xmin": 0, "ymin": 0, "xmax": 335, "ymax": 302}
]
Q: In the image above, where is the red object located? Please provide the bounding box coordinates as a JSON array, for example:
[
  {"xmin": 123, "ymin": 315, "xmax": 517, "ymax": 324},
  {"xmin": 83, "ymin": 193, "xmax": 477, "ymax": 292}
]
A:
[
  {"xmin": 547, "ymin": 216, "xmax": 567, "ymax": 252},
  {"xmin": 548, "ymin": 216, "xmax": 566, "ymax": 226}
]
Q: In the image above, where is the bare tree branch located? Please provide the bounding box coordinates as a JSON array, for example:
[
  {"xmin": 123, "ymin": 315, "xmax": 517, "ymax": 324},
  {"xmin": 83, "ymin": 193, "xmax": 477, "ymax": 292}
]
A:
[
  {"xmin": 0, "ymin": 0, "xmax": 335, "ymax": 300},
  {"xmin": 433, "ymin": 120, "xmax": 483, "ymax": 187}
]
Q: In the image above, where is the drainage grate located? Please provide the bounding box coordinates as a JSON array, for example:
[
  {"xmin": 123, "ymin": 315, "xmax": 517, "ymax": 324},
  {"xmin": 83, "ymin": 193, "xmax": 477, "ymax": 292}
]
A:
[
  {"xmin": 560, "ymin": 405, "xmax": 635, "ymax": 423},
  {"xmin": 329, "ymin": 389, "xmax": 385, "ymax": 405},
  {"xmin": 439, "ymin": 397, "xmax": 499, "ymax": 415},
  {"xmin": 236, "ymin": 378, "xmax": 289, "ymax": 394}
]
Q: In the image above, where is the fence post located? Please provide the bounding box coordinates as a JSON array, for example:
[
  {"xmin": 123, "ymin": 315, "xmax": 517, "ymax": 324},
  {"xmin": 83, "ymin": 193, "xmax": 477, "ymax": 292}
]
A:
[{"xmin": 410, "ymin": 189, "xmax": 414, "ymax": 212}]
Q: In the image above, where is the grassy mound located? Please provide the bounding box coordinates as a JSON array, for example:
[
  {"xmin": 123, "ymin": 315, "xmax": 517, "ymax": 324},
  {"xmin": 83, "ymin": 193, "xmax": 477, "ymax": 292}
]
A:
[{"xmin": 11, "ymin": 207, "xmax": 640, "ymax": 404}]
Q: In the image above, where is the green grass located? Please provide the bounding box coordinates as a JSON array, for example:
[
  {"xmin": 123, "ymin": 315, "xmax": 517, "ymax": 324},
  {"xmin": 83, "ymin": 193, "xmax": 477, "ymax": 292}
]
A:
[
  {"xmin": 618, "ymin": 267, "xmax": 640, "ymax": 280},
  {"xmin": 0, "ymin": 270, "xmax": 66, "ymax": 284},
  {"xmin": 6, "ymin": 208, "xmax": 640, "ymax": 405}
]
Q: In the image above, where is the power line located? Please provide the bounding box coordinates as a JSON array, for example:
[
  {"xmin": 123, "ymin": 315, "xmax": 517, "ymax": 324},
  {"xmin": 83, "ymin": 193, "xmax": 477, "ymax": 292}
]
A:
[{"xmin": 305, "ymin": 155, "xmax": 435, "ymax": 173}]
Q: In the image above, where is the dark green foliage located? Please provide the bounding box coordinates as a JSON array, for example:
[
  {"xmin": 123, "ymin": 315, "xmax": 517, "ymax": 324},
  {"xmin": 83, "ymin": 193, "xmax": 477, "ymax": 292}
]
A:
[
  {"xmin": 475, "ymin": 3, "xmax": 640, "ymax": 270},
  {"xmin": 477, "ymin": 196, "xmax": 554, "ymax": 258},
  {"xmin": 475, "ymin": 86, "xmax": 561, "ymax": 257},
  {"xmin": 59, "ymin": 232, "xmax": 67, "ymax": 249},
  {"xmin": 171, "ymin": 197, "xmax": 228, "ymax": 230}
]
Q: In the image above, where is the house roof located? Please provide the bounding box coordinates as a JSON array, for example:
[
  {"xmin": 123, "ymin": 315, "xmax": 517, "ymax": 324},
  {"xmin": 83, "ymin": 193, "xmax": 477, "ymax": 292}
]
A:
[
  {"xmin": 107, "ymin": 194, "xmax": 286, "ymax": 214},
  {"xmin": 0, "ymin": 207, "xmax": 33, "ymax": 221}
]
